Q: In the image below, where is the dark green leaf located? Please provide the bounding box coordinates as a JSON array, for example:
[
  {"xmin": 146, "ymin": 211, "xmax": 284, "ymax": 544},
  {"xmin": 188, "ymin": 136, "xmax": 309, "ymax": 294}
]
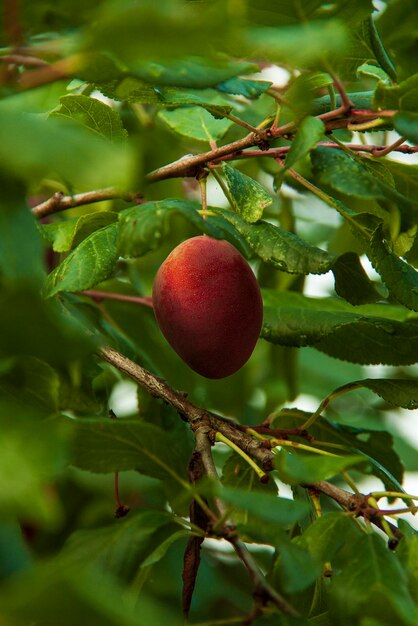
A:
[
  {"xmin": 274, "ymin": 540, "xmax": 321, "ymax": 593},
  {"xmin": 370, "ymin": 224, "xmax": 418, "ymax": 311},
  {"xmin": 217, "ymin": 77, "xmax": 272, "ymax": 98},
  {"xmin": 262, "ymin": 289, "xmax": 418, "ymax": 365},
  {"xmin": 375, "ymin": 76, "xmax": 418, "ymax": 112},
  {"xmin": 61, "ymin": 511, "xmax": 181, "ymax": 582},
  {"xmin": 49, "ymin": 95, "xmax": 128, "ymax": 142},
  {"xmin": 65, "ymin": 416, "xmax": 193, "ymax": 483},
  {"xmin": 353, "ymin": 378, "xmax": 418, "ymax": 410},
  {"xmin": 330, "ymin": 533, "xmax": 417, "ymax": 626},
  {"xmin": 211, "ymin": 208, "xmax": 335, "ymax": 274},
  {"xmin": 45, "ymin": 223, "xmax": 120, "ymax": 296},
  {"xmin": 221, "ymin": 164, "xmax": 272, "ymax": 223},
  {"xmin": 332, "ymin": 252, "xmax": 381, "ymax": 304},
  {"xmin": 299, "ymin": 512, "xmax": 361, "ymax": 565},
  {"xmin": 278, "ymin": 116, "xmax": 324, "ymax": 178},
  {"xmin": 394, "ymin": 112, "xmax": 418, "ymax": 145}
]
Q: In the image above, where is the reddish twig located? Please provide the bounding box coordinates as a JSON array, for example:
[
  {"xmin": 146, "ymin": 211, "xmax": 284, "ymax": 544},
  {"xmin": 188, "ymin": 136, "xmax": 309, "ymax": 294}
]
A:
[
  {"xmin": 0, "ymin": 54, "xmax": 49, "ymax": 68},
  {"xmin": 81, "ymin": 290, "xmax": 154, "ymax": 309}
]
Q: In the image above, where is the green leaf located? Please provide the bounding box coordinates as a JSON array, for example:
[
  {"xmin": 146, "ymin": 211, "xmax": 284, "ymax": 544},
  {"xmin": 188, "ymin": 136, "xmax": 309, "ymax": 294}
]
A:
[
  {"xmin": 352, "ymin": 378, "xmax": 418, "ymax": 410},
  {"xmin": 375, "ymin": 75, "xmax": 418, "ymax": 112},
  {"xmin": 366, "ymin": 16, "xmax": 397, "ymax": 83},
  {"xmin": 45, "ymin": 222, "xmax": 120, "ymax": 296},
  {"xmin": 0, "ymin": 401, "xmax": 68, "ymax": 525},
  {"xmin": 245, "ymin": 20, "xmax": 349, "ymax": 68},
  {"xmin": 370, "ymin": 224, "xmax": 418, "ymax": 311},
  {"xmin": 331, "ymin": 252, "xmax": 381, "ymax": 305},
  {"xmin": 299, "ymin": 512, "xmax": 361, "ymax": 565},
  {"xmin": 157, "ymin": 87, "xmax": 232, "ymax": 117},
  {"xmin": 210, "ymin": 208, "xmax": 335, "ymax": 274},
  {"xmin": 222, "ymin": 452, "xmax": 277, "ymax": 495},
  {"xmin": 394, "ymin": 111, "xmax": 418, "ymax": 145},
  {"xmin": 65, "ymin": 416, "xmax": 193, "ymax": 483},
  {"xmin": 217, "ymin": 77, "xmax": 272, "ymax": 98},
  {"xmin": 357, "ymin": 63, "xmax": 392, "ymax": 86},
  {"xmin": 220, "ymin": 164, "xmax": 272, "ymax": 223},
  {"xmin": 218, "ymin": 487, "xmax": 309, "ymax": 526},
  {"xmin": 277, "ymin": 116, "xmax": 324, "ymax": 183},
  {"xmin": 117, "ymin": 199, "xmax": 251, "ymax": 259},
  {"xmin": 61, "ymin": 511, "xmax": 181, "ymax": 582},
  {"xmin": 274, "ymin": 450, "xmax": 368, "ymax": 484},
  {"xmin": 330, "ymin": 533, "xmax": 417, "ymax": 626},
  {"xmin": 0, "ymin": 109, "xmax": 133, "ymax": 190},
  {"xmin": 43, "ymin": 212, "xmax": 118, "ymax": 253},
  {"xmin": 158, "ymin": 106, "xmax": 233, "ymax": 142},
  {"xmin": 49, "ymin": 95, "xmax": 128, "ymax": 142},
  {"xmin": 262, "ymin": 289, "xmax": 418, "ymax": 365},
  {"xmin": 0, "ymin": 357, "xmax": 60, "ymax": 413},
  {"xmin": 274, "ymin": 540, "xmax": 321, "ymax": 593}
]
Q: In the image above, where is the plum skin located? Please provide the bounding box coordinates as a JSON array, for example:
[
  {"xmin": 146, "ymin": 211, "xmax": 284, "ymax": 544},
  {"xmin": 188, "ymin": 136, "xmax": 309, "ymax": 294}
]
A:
[{"xmin": 152, "ymin": 236, "xmax": 263, "ymax": 379}]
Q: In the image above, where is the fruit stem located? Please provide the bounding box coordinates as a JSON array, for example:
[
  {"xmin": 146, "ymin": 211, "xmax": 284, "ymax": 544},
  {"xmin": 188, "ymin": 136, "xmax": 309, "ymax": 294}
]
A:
[{"xmin": 215, "ymin": 432, "xmax": 268, "ymax": 482}]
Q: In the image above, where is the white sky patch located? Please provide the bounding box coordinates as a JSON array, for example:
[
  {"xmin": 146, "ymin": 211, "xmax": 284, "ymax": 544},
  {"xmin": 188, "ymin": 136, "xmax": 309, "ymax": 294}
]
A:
[{"xmin": 109, "ymin": 379, "xmax": 138, "ymax": 416}]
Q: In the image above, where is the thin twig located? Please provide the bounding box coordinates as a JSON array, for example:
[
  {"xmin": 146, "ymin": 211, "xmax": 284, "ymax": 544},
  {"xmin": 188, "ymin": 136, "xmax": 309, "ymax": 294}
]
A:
[
  {"xmin": 81, "ymin": 290, "xmax": 154, "ymax": 309},
  {"xmin": 31, "ymin": 188, "xmax": 144, "ymax": 218},
  {"xmin": 372, "ymin": 136, "xmax": 406, "ymax": 157}
]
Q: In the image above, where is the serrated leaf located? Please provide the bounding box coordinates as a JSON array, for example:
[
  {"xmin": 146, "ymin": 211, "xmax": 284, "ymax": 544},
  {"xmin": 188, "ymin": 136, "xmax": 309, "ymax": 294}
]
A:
[
  {"xmin": 65, "ymin": 416, "xmax": 193, "ymax": 483},
  {"xmin": 117, "ymin": 199, "xmax": 251, "ymax": 259},
  {"xmin": 262, "ymin": 289, "xmax": 418, "ymax": 365},
  {"xmin": 370, "ymin": 224, "xmax": 418, "ymax": 311},
  {"xmin": 217, "ymin": 77, "xmax": 272, "ymax": 98},
  {"xmin": 221, "ymin": 164, "xmax": 272, "ymax": 223},
  {"xmin": 49, "ymin": 95, "xmax": 127, "ymax": 142},
  {"xmin": 218, "ymin": 487, "xmax": 309, "ymax": 526},
  {"xmin": 96, "ymin": 76, "xmax": 160, "ymax": 103},
  {"xmin": 43, "ymin": 212, "xmax": 118, "ymax": 253},
  {"xmin": 210, "ymin": 207, "xmax": 335, "ymax": 273},
  {"xmin": 330, "ymin": 533, "xmax": 417, "ymax": 626},
  {"xmin": 352, "ymin": 378, "xmax": 418, "ymax": 410},
  {"xmin": 45, "ymin": 223, "xmax": 120, "ymax": 297},
  {"xmin": 158, "ymin": 107, "xmax": 233, "ymax": 142},
  {"xmin": 274, "ymin": 450, "xmax": 368, "ymax": 484},
  {"xmin": 299, "ymin": 512, "xmax": 361, "ymax": 565},
  {"xmin": 157, "ymin": 87, "xmax": 232, "ymax": 117}
]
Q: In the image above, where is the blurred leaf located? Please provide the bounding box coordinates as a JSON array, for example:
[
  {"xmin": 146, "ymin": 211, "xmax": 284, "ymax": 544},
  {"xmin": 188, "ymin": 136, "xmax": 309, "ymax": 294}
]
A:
[
  {"xmin": 158, "ymin": 106, "xmax": 233, "ymax": 142},
  {"xmin": 43, "ymin": 212, "xmax": 118, "ymax": 253},
  {"xmin": 217, "ymin": 77, "xmax": 272, "ymax": 98},
  {"xmin": 245, "ymin": 20, "xmax": 349, "ymax": 68},
  {"xmin": 357, "ymin": 62, "xmax": 392, "ymax": 86},
  {"xmin": 299, "ymin": 512, "xmax": 361, "ymax": 565},
  {"xmin": 370, "ymin": 224, "xmax": 418, "ymax": 311},
  {"xmin": 222, "ymin": 452, "xmax": 277, "ymax": 494},
  {"xmin": 61, "ymin": 511, "xmax": 181, "ymax": 582},
  {"xmin": 0, "ymin": 401, "xmax": 68, "ymax": 525},
  {"xmin": 45, "ymin": 223, "xmax": 119, "ymax": 296},
  {"xmin": 0, "ymin": 522, "xmax": 31, "ymax": 581},
  {"xmin": 65, "ymin": 416, "xmax": 193, "ymax": 483},
  {"xmin": 262, "ymin": 289, "xmax": 418, "ymax": 365},
  {"xmin": 49, "ymin": 95, "xmax": 127, "ymax": 142},
  {"xmin": 274, "ymin": 450, "xmax": 368, "ymax": 485},
  {"xmin": 218, "ymin": 487, "xmax": 309, "ymax": 526},
  {"xmin": 375, "ymin": 76, "xmax": 418, "ymax": 112},
  {"xmin": 247, "ymin": 0, "xmax": 373, "ymax": 27},
  {"xmin": 273, "ymin": 539, "xmax": 321, "ymax": 593},
  {"xmin": 0, "ymin": 357, "xmax": 60, "ymax": 413},
  {"xmin": 0, "ymin": 109, "xmax": 134, "ymax": 190},
  {"xmin": 221, "ymin": 163, "xmax": 272, "ymax": 223},
  {"xmin": 329, "ymin": 533, "xmax": 417, "ymax": 626},
  {"xmin": 394, "ymin": 112, "xmax": 418, "ymax": 144}
]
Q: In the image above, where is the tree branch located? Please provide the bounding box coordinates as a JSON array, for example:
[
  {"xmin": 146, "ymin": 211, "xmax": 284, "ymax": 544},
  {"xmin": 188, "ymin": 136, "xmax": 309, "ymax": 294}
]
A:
[
  {"xmin": 31, "ymin": 188, "xmax": 144, "ymax": 218},
  {"xmin": 81, "ymin": 290, "xmax": 154, "ymax": 309},
  {"xmin": 0, "ymin": 54, "xmax": 49, "ymax": 68}
]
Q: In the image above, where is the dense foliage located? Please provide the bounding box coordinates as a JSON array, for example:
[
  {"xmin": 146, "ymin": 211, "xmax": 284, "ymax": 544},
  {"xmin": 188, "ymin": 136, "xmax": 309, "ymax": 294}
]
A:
[{"xmin": 1, "ymin": 1, "xmax": 418, "ymax": 624}]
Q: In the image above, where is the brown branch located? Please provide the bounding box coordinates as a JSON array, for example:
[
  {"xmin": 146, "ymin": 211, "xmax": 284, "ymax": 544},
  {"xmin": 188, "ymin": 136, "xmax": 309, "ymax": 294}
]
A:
[
  {"xmin": 99, "ymin": 346, "xmax": 274, "ymax": 471},
  {"xmin": 31, "ymin": 188, "xmax": 144, "ymax": 219},
  {"xmin": 4, "ymin": 0, "xmax": 23, "ymax": 47}
]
